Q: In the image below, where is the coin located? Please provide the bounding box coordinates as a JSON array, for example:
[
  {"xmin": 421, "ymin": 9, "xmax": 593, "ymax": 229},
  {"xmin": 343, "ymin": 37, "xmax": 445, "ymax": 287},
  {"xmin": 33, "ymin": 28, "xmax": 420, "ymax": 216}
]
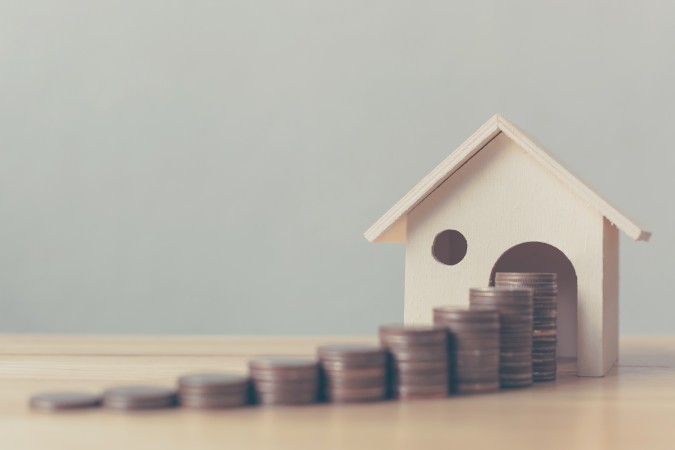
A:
[
  {"xmin": 249, "ymin": 357, "xmax": 318, "ymax": 381},
  {"xmin": 318, "ymin": 345, "xmax": 387, "ymax": 368},
  {"xmin": 455, "ymin": 382, "xmax": 500, "ymax": 394},
  {"xmin": 327, "ymin": 386, "xmax": 387, "ymax": 403},
  {"xmin": 29, "ymin": 392, "xmax": 102, "ymax": 412},
  {"xmin": 256, "ymin": 390, "xmax": 318, "ymax": 405},
  {"xmin": 379, "ymin": 324, "xmax": 447, "ymax": 345},
  {"xmin": 180, "ymin": 391, "xmax": 249, "ymax": 409},
  {"xmin": 103, "ymin": 386, "xmax": 177, "ymax": 410},
  {"xmin": 178, "ymin": 373, "xmax": 249, "ymax": 393}
]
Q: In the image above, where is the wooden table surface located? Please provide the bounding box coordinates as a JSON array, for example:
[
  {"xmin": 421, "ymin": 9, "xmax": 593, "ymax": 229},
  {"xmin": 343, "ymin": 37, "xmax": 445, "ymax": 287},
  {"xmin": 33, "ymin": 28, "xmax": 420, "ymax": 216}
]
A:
[{"xmin": 1, "ymin": 335, "xmax": 673, "ymax": 450}]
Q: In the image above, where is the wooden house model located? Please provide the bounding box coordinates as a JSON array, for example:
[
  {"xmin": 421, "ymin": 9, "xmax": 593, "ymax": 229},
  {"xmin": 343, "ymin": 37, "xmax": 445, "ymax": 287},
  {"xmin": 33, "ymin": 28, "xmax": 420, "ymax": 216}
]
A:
[{"xmin": 365, "ymin": 114, "xmax": 651, "ymax": 377}]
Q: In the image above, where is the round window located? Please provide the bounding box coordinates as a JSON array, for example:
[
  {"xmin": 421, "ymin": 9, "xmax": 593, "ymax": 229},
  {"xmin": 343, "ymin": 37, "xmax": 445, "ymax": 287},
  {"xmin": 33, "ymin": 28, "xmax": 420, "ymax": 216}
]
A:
[{"xmin": 432, "ymin": 230, "xmax": 467, "ymax": 266}]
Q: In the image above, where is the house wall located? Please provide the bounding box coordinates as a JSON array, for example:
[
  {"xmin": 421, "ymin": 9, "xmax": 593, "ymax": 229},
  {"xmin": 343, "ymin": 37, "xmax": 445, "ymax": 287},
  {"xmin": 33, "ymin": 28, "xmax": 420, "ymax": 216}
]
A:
[
  {"xmin": 603, "ymin": 218, "xmax": 620, "ymax": 372},
  {"xmin": 404, "ymin": 132, "xmax": 609, "ymax": 376}
]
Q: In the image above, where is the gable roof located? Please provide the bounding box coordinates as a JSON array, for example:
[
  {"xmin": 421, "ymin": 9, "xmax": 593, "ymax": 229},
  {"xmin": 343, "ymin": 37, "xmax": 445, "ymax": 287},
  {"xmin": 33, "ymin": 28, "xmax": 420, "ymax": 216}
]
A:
[{"xmin": 365, "ymin": 114, "xmax": 651, "ymax": 243}]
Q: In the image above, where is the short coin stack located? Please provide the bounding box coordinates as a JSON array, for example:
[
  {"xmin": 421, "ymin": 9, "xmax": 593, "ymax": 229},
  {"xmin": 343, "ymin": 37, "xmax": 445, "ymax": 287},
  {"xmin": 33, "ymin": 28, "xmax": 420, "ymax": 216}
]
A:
[
  {"xmin": 495, "ymin": 272, "xmax": 558, "ymax": 381},
  {"xmin": 433, "ymin": 307, "xmax": 500, "ymax": 394},
  {"xmin": 29, "ymin": 392, "xmax": 102, "ymax": 412},
  {"xmin": 249, "ymin": 357, "xmax": 319, "ymax": 406},
  {"xmin": 470, "ymin": 287, "xmax": 534, "ymax": 388},
  {"xmin": 318, "ymin": 344, "xmax": 387, "ymax": 403},
  {"xmin": 178, "ymin": 373, "xmax": 250, "ymax": 409},
  {"xmin": 103, "ymin": 385, "xmax": 178, "ymax": 411},
  {"xmin": 379, "ymin": 325, "xmax": 449, "ymax": 400}
]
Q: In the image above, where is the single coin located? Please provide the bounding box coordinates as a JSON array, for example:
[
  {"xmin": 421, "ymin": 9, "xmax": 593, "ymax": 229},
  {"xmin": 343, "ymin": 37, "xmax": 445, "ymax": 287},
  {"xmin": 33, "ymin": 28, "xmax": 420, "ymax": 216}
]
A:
[
  {"xmin": 396, "ymin": 392, "xmax": 448, "ymax": 400},
  {"xmin": 502, "ymin": 381, "xmax": 534, "ymax": 388},
  {"xmin": 500, "ymin": 371, "xmax": 533, "ymax": 380},
  {"xmin": 500, "ymin": 354, "xmax": 533, "ymax": 362},
  {"xmin": 318, "ymin": 344, "xmax": 385, "ymax": 358},
  {"xmin": 532, "ymin": 338, "xmax": 558, "ymax": 345},
  {"xmin": 455, "ymin": 374, "xmax": 500, "ymax": 384},
  {"xmin": 533, "ymin": 367, "xmax": 557, "ymax": 375},
  {"xmin": 326, "ymin": 386, "xmax": 386, "ymax": 403},
  {"xmin": 103, "ymin": 386, "xmax": 177, "ymax": 410},
  {"xmin": 532, "ymin": 357, "xmax": 558, "ymax": 367},
  {"xmin": 318, "ymin": 345, "xmax": 387, "ymax": 368},
  {"xmin": 29, "ymin": 392, "xmax": 102, "ymax": 412},
  {"xmin": 385, "ymin": 341, "xmax": 447, "ymax": 353},
  {"xmin": 452, "ymin": 338, "xmax": 500, "ymax": 348},
  {"xmin": 178, "ymin": 373, "xmax": 249, "ymax": 393},
  {"xmin": 320, "ymin": 358, "xmax": 386, "ymax": 371},
  {"xmin": 455, "ymin": 360, "xmax": 501, "ymax": 370},
  {"xmin": 433, "ymin": 307, "xmax": 500, "ymax": 321},
  {"xmin": 321, "ymin": 366, "xmax": 387, "ymax": 379},
  {"xmin": 532, "ymin": 360, "xmax": 558, "ymax": 367},
  {"xmin": 533, "ymin": 374, "xmax": 557, "ymax": 381},
  {"xmin": 379, "ymin": 324, "xmax": 447, "ymax": 344},
  {"xmin": 532, "ymin": 351, "xmax": 557, "ymax": 357},
  {"xmin": 455, "ymin": 348, "xmax": 500, "ymax": 357},
  {"xmin": 533, "ymin": 306, "xmax": 558, "ymax": 313},
  {"xmin": 394, "ymin": 360, "xmax": 448, "ymax": 372},
  {"xmin": 252, "ymin": 379, "xmax": 318, "ymax": 394},
  {"xmin": 470, "ymin": 286, "xmax": 534, "ymax": 295},
  {"xmin": 325, "ymin": 375, "xmax": 385, "ymax": 389},
  {"xmin": 456, "ymin": 381, "xmax": 500, "ymax": 394},
  {"xmin": 495, "ymin": 280, "xmax": 557, "ymax": 285},
  {"xmin": 500, "ymin": 349, "xmax": 533, "ymax": 356},
  {"xmin": 393, "ymin": 372, "xmax": 448, "ymax": 385},
  {"xmin": 499, "ymin": 339, "xmax": 533, "ymax": 346},
  {"xmin": 256, "ymin": 390, "xmax": 318, "ymax": 406},
  {"xmin": 495, "ymin": 279, "xmax": 557, "ymax": 286},
  {"xmin": 533, "ymin": 329, "xmax": 558, "ymax": 337},
  {"xmin": 469, "ymin": 300, "xmax": 533, "ymax": 309},
  {"xmin": 455, "ymin": 371, "xmax": 500, "ymax": 382},
  {"xmin": 533, "ymin": 297, "xmax": 558, "ymax": 303},
  {"xmin": 532, "ymin": 356, "xmax": 557, "ymax": 362},
  {"xmin": 442, "ymin": 323, "xmax": 501, "ymax": 334},
  {"xmin": 495, "ymin": 272, "xmax": 557, "ymax": 279},
  {"xmin": 452, "ymin": 343, "xmax": 500, "ymax": 352},
  {"xmin": 180, "ymin": 392, "xmax": 249, "ymax": 409},
  {"xmin": 390, "ymin": 349, "xmax": 448, "ymax": 362},
  {"xmin": 249, "ymin": 357, "xmax": 317, "ymax": 372},
  {"xmin": 250, "ymin": 357, "xmax": 318, "ymax": 381},
  {"xmin": 395, "ymin": 384, "xmax": 448, "ymax": 396}
]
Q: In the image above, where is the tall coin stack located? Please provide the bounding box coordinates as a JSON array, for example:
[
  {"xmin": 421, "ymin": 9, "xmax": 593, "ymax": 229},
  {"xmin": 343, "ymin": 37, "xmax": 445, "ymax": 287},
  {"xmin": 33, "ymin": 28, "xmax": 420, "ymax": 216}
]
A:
[
  {"xmin": 469, "ymin": 287, "xmax": 534, "ymax": 388},
  {"xmin": 495, "ymin": 272, "xmax": 558, "ymax": 381},
  {"xmin": 318, "ymin": 345, "xmax": 387, "ymax": 403},
  {"xmin": 379, "ymin": 325, "xmax": 449, "ymax": 400},
  {"xmin": 249, "ymin": 357, "xmax": 319, "ymax": 406},
  {"xmin": 433, "ymin": 307, "xmax": 500, "ymax": 394}
]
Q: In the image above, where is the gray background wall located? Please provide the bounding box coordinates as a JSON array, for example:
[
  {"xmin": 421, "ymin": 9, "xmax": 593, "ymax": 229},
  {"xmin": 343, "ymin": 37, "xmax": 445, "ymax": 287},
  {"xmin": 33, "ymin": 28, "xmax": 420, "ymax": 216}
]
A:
[{"xmin": 0, "ymin": 1, "xmax": 670, "ymax": 335}]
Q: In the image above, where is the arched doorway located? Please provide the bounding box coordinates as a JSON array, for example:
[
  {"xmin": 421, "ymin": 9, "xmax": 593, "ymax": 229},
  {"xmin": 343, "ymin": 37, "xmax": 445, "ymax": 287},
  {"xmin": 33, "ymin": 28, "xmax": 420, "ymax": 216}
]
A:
[{"xmin": 489, "ymin": 242, "xmax": 578, "ymax": 359}]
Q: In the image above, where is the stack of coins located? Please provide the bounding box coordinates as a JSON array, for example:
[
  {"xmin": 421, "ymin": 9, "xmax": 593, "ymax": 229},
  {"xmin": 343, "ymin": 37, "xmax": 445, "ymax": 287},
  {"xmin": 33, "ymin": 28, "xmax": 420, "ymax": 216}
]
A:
[
  {"xmin": 469, "ymin": 287, "xmax": 534, "ymax": 388},
  {"xmin": 103, "ymin": 386, "xmax": 178, "ymax": 411},
  {"xmin": 495, "ymin": 272, "xmax": 558, "ymax": 381},
  {"xmin": 178, "ymin": 373, "xmax": 250, "ymax": 409},
  {"xmin": 379, "ymin": 325, "xmax": 449, "ymax": 399},
  {"xmin": 29, "ymin": 392, "xmax": 102, "ymax": 412},
  {"xmin": 433, "ymin": 307, "xmax": 500, "ymax": 394},
  {"xmin": 318, "ymin": 344, "xmax": 387, "ymax": 403},
  {"xmin": 249, "ymin": 357, "xmax": 319, "ymax": 406}
]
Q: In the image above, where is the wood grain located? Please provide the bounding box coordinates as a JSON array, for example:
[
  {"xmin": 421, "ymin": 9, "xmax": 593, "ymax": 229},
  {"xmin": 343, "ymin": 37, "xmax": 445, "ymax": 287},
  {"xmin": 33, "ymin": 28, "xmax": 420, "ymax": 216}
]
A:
[{"xmin": 0, "ymin": 335, "xmax": 674, "ymax": 450}]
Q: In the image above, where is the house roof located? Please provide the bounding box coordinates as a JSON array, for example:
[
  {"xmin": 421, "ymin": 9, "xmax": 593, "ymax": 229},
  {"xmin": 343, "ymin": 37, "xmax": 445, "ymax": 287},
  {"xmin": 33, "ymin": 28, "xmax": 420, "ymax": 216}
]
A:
[{"xmin": 365, "ymin": 114, "xmax": 651, "ymax": 243}]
